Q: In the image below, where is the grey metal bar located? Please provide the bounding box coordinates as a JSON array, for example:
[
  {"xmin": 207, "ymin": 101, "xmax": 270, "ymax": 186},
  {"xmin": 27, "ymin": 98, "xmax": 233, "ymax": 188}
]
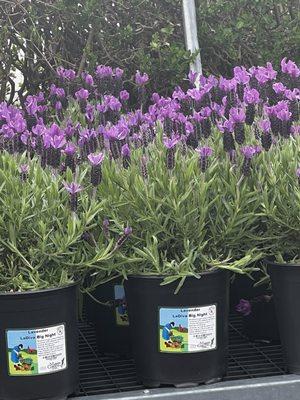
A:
[
  {"xmin": 182, "ymin": 0, "xmax": 202, "ymax": 75},
  {"xmin": 74, "ymin": 375, "xmax": 300, "ymax": 400}
]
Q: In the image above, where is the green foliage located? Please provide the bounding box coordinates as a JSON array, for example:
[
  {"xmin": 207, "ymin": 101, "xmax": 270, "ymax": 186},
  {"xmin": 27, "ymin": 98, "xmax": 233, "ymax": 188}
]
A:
[
  {"xmin": 94, "ymin": 126, "xmax": 265, "ymax": 287},
  {"xmin": 259, "ymin": 137, "xmax": 300, "ymax": 262},
  {"xmin": 0, "ymin": 153, "xmax": 117, "ymax": 292},
  {"xmin": 197, "ymin": 0, "xmax": 299, "ymax": 76}
]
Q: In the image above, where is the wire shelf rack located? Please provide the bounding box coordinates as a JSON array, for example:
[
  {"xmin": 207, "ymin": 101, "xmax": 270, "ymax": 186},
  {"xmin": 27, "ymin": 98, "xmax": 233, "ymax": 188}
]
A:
[{"xmin": 74, "ymin": 314, "xmax": 285, "ymax": 398}]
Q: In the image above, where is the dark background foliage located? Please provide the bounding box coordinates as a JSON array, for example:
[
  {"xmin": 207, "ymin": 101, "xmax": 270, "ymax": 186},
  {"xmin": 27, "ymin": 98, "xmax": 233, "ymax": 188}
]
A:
[{"xmin": 0, "ymin": 0, "xmax": 299, "ymax": 104}]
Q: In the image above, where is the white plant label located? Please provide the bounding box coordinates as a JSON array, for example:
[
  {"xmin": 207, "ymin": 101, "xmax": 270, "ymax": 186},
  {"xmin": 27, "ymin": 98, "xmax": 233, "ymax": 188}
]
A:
[
  {"xmin": 6, "ymin": 324, "xmax": 67, "ymax": 376},
  {"xmin": 159, "ymin": 305, "xmax": 217, "ymax": 353}
]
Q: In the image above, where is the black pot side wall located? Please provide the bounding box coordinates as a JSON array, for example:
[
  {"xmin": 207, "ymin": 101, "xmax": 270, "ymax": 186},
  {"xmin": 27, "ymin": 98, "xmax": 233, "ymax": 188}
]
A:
[
  {"xmin": 268, "ymin": 261, "xmax": 300, "ymax": 374},
  {"xmin": 0, "ymin": 284, "xmax": 79, "ymax": 400},
  {"xmin": 124, "ymin": 270, "xmax": 230, "ymax": 387}
]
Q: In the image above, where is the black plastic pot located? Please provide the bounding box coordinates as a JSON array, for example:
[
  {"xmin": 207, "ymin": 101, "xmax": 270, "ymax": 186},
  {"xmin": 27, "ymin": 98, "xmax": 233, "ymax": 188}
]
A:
[
  {"xmin": 230, "ymin": 269, "xmax": 268, "ymax": 311},
  {"xmin": 0, "ymin": 283, "xmax": 78, "ymax": 400},
  {"xmin": 124, "ymin": 270, "xmax": 229, "ymax": 388},
  {"xmin": 85, "ymin": 279, "xmax": 131, "ymax": 357},
  {"xmin": 242, "ymin": 296, "xmax": 280, "ymax": 343},
  {"xmin": 267, "ymin": 259, "xmax": 300, "ymax": 373}
]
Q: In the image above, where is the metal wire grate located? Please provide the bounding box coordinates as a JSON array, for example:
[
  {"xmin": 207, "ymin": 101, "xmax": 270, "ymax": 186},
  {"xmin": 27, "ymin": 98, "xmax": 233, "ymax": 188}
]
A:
[{"xmin": 74, "ymin": 314, "xmax": 285, "ymax": 397}]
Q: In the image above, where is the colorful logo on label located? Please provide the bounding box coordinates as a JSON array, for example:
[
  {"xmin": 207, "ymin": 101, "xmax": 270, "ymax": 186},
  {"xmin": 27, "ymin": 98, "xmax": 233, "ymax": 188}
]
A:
[
  {"xmin": 114, "ymin": 285, "xmax": 129, "ymax": 326},
  {"xmin": 6, "ymin": 324, "xmax": 67, "ymax": 376},
  {"xmin": 159, "ymin": 305, "xmax": 217, "ymax": 353}
]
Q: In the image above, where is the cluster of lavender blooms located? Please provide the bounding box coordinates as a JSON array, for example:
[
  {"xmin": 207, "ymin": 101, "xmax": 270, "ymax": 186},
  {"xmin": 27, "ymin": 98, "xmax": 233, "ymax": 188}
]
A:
[{"xmin": 0, "ymin": 58, "xmax": 299, "ymax": 197}]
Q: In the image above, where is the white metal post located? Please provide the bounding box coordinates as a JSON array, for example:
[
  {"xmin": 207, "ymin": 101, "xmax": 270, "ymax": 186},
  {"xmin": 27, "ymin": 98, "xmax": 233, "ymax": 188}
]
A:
[{"xmin": 182, "ymin": 0, "xmax": 202, "ymax": 77}]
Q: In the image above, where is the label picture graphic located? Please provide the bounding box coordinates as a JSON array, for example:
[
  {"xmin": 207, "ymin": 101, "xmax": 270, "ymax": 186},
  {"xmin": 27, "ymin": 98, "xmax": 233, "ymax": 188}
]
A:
[
  {"xmin": 6, "ymin": 324, "xmax": 67, "ymax": 376},
  {"xmin": 159, "ymin": 305, "xmax": 217, "ymax": 353},
  {"xmin": 114, "ymin": 285, "xmax": 129, "ymax": 326}
]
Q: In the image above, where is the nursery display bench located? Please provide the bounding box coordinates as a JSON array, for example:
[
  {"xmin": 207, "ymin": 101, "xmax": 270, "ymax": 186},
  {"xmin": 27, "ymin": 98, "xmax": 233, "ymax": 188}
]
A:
[{"xmin": 74, "ymin": 315, "xmax": 300, "ymax": 400}]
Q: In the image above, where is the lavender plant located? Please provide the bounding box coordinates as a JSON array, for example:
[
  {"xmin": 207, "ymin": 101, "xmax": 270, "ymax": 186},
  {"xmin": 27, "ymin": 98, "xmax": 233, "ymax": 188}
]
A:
[
  {"xmin": 0, "ymin": 153, "xmax": 125, "ymax": 292},
  {"xmin": 97, "ymin": 131, "xmax": 265, "ymax": 289},
  {"xmin": 260, "ymin": 137, "xmax": 300, "ymax": 264},
  {"xmin": 0, "ymin": 57, "xmax": 299, "ymax": 290}
]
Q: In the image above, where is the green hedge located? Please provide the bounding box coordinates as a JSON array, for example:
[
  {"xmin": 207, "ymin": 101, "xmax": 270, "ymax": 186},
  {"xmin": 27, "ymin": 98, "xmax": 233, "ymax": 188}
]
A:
[{"xmin": 0, "ymin": 0, "xmax": 298, "ymax": 102}]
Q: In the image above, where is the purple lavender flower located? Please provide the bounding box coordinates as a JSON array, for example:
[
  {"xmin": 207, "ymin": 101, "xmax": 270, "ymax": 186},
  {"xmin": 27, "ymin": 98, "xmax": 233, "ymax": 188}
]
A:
[
  {"xmin": 104, "ymin": 95, "xmax": 122, "ymax": 113},
  {"xmin": 276, "ymin": 108, "xmax": 292, "ymax": 122},
  {"xmin": 114, "ymin": 226, "xmax": 133, "ymax": 250},
  {"xmin": 64, "ymin": 182, "xmax": 82, "ymax": 195},
  {"xmin": 281, "ymin": 58, "xmax": 300, "ymax": 79},
  {"xmin": 87, "ymin": 152, "xmax": 105, "ymax": 166},
  {"xmin": 196, "ymin": 146, "xmax": 213, "ymax": 157},
  {"xmin": 56, "ymin": 67, "xmax": 76, "ymax": 81},
  {"xmin": 121, "ymin": 144, "xmax": 131, "ymax": 169},
  {"xmin": 240, "ymin": 146, "xmax": 257, "ymax": 176},
  {"xmin": 95, "ymin": 65, "xmax": 113, "ymax": 79},
  {"xmin": 196, "ymin": 146, "xmax": 213, "ymax": 172},
  {"xmin": 163, "ymin": 135, "xmax": 180, "ymax": 170},
  {"xmin": 219, "ymin": 77, "xmax": 237, "ymax": 93},
  {"xmin": 48, "ymin": 134, "xmax": 66, "ymax": 168},
  {"xmin": 259, "ymin": 119, "xmax": 271, "ymax": 132},
  {"xmin": 241, "ymin": 146, "xmax": 257, "ymax": 159},
  {"xmin": 85, "ymin": 103, "xmax": 95, "ymax": 125},
  {"xmin": 135, "ymin": 71, "xmax": 149, "ymax": 86},
  {"xmin": 120, "ymin": 90, "xmax": 130, "ymax": 102},
  {"xmin": 114, "ymin": 67, "xmax": 124, "ymax": 79},
  {"xmin": 244, "ymin": 88, "xmax": 260, "ymax": 105},
  {"xmin": 75, "ymin": 88, "xmax": 89, "ymax": 113},
  {"xmin": 88, "ymin": 153, "xmax": 104, "ymax": 187},
  {"xmin": 236, "ymin": 299, "xmax": 251, "ymax": 316},
  {"xmin": 291, "ymin": 125, "xmax": 300, "ymax": 137},
  {"xmin": 254, "ymin": 63, "xmax": 277, "ymax": 85},
  {"xmin": 50, "ymin": 84, "xmax": 66, "ymax": 99},
  {"xmin": 25, "ymin": 95, "xmax": 39, "ymax": 116},
  {"xmin": 64, "ymin": 69, "xmax": 76, "ymax": 81},
  {"xmin": 51, "ymin": 135, "xmax": 66, "ymax": 149},
  {"xmin": 276, "ymin": 106, "xmax": 292, "ymax": 138},
  {"xmin": 273, "ymin": 82, "xmax": 286, "ymax": 95},
  {"xmin": 230, "ymin": 108, "xmax": 246, "ymax": 123},
  {"xmin": 230, "ymin": 108, "xmax": 246, "ymax": 144},
  {"xmin": 163, "ymin": 135, "xmax": 180, "ymax": 149},
  {"xmin": 259, "ymin": 119, "xmax": 272, "ymax": 151},
  {"xmin": 19, "ymin": 164, "xmax": 29, "ymax": 181},
  {"xmin": 19, "ymin": 164, "xmax": 29, "ymax": 174},
  {"xmin": 254, "ymin": 146, "xmax": 263, "ymax": 154},
  {"xmin": 55, "ymin": 101, "xmax": 62, "ymax": 111},
  {"xmin": 218, "ymin": 120, "xmax": 235, "ymax": 153},
  {"xmin": 124, "ymin": 226, "xmax": 133, "ymax": 235},
  {"xmin": 233, "ymin": 66, "xmax": 250, "ymax": 84},
  {"xmin": 64, "ymin": 143, "xmax": 77, "ymax": 172},
  {"xmin": 56, "ymin": 66, "xmax": 65, "ymax": 79},
  {"xmin": 121, "ymin": 144, "xmax": 130, "ymax": 158},
  {"xmin": 64, "ymin": 182, "xmax": 82, "ymax": 212},
  {"xmin": 75, "ymin": 88, "xmax": 89, "ymax": 101},
  {"xmin": 82, "ymin": 72, "xmax": 94, "ymax": 87}
]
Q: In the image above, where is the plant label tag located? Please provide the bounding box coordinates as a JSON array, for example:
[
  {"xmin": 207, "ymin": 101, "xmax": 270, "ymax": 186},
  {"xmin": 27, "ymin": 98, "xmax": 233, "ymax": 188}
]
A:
[
  {"xmin": 6, "ymin": 324, "xmax": 67, "ymax": 376},
  {"xmin": 114, "ymin": 285, "xmax": 129, "ymax": 326},
  {"xmin": 159, "ymin": 305, "xmax": 217, "ymax": 353}
]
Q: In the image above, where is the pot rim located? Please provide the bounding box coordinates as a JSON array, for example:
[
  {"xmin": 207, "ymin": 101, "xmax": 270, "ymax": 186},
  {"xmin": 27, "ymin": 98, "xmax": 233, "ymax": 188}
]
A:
[
  {"xmin": 264, "ymin": 258, "xmax": 300, "ymax": 268},
  {"xmin": 0, "ymin": 281, "xmax": 79, "ymax": 297},
  {"xmin": 126, "ymin": 268, "xmax": 225, "ymax": 280}
]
